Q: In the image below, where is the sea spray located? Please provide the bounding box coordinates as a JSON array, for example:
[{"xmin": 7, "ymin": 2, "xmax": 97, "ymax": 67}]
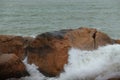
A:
[
  {"xmin": 96, "ymin": 72, "xmax": 120, "ymax": 80},
  {"xmin": 20, "ymin": 57, "xmax": 46, "ymax": 80},
  {"xmin": 57, "ymin": 44, "xmax": 120, "ymax": 80},
  {"xmin": 20, "ymin": 44, "xmax": 120, "ymax": 80}
]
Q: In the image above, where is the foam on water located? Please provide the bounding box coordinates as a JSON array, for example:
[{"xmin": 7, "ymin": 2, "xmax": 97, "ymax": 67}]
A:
[{"xmin": 20, "ymin": 44, "xmax": 120, "ymax": 80}]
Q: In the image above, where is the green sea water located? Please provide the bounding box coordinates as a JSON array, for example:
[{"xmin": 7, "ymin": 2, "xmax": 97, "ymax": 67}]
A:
[{"xmin": 0, "ymin": 0, "xmax": 120, "ymax": 38}]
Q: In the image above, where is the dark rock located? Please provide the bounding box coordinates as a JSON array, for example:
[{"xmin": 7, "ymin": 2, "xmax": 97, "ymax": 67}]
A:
[{"xmin": 0, "ymin": 54, "xmax": 29, "ymax": 80}]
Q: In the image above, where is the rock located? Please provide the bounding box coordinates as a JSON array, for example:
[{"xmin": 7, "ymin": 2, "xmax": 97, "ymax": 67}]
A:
[
  {"xmin": 27, "ymin": 30, "xmax": 70, "ymax": 76},
  {"xmin": 0, "ymin": 35, "xmax": 34, "ymax": 60},
  {"xmin": 0, "ymin": 54, "xmax": 29, "ymax": 80},
  {"xmin": 108, "ymin": 78, "xmax": 120, "ymax": 80},
  {"xmin": 95, "ymin": 31, "xmax": 114, "ymax": 48},
  {"xmin": 66, "ymin": 28, "xmax": 114, "ymax": 49},
  {"xmin": 66, "ymin": 28, "xmax": 96, "ymax": 50},
  {"xmin": 0, "ymin": 28, "xmax": 118, "ymax": 78},
  {"xmin": 114, "ymin": 40, "xmax": 120, "ymax": 44},
  {"xmin": 27, "ymin": 27, "xmax": 115, "ymax": 77}
]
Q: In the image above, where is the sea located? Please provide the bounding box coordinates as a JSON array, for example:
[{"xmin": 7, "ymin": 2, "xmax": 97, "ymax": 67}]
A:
[{"xmin": 1, "ymin": 0, "xmax": 120, "ymax": 80}]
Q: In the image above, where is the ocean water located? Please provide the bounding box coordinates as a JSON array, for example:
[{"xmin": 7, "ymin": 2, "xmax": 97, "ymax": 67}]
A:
[
  {"xmin": 1, "ymin": 0, "xmax": 120, "ymax": 38},
  {"xmin": 2, "ymin": 0, "xmax": 120, "ymax": 80}
]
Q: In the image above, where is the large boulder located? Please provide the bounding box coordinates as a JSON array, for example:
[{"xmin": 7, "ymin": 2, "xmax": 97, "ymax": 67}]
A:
[
  {"xmin": 27, "ymin": 27, "xmax": 115, "ymax": 76},
  {"xmin": 0, "ymin": 35, "xmax": 33, "ymax": 60},
  {"xmin": 0, "ymin": 54, "xmax": 29, "ymax": 80},
  {"xmin": 27, "ymin": 30, "xmax": 70, "ymax": 76}
]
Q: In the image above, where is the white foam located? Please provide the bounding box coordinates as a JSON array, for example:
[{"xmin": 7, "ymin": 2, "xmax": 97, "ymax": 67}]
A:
[
  {"xmin": 20, "ymin": 57, "xmax": 46, "ymax": 80},
  {"xmin": 20, "ymin": 44, "xmax": 120, "ymax": 80},
  {"xmin": 57, "ymin": 44, "xmax": 120, "ymax": 80},
  {"xmin": 96, "ymin": 72, "xmax": 120, "ymax": 80}
]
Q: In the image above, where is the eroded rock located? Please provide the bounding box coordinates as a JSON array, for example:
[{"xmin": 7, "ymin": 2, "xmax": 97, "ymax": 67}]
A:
[
  {"xmin": 108, "ymin": 78, "xmax": 120, "ymax": 80},
  {"xmin": 95, "ymin": 31, "xmax": 114, "ymax": 48},
  {"xmin": 0, "ymin": 35, "xmax": 34, "ymax": 60},
  {"xmin": 114, "ymin": 40, "xmax": 120, "ymax": 44},
  {"xmin": 27, "ymin": 27, "xmax": 115, "ymax": 76},
  {"xmin": 27, "ymin": 31, "xmax": 70, "ymax": 76},
  {"xmin": 66, "ymin": 28, "xmax": 96, "ymax": 50},
  {"xmin": 0, "ymin": 54, "xmax": 29, "ymax": 80}
]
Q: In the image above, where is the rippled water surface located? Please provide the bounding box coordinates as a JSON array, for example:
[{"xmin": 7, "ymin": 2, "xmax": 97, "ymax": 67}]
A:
[{"xmin": 1, "ymin": 0, "xmax": 120, "ymax": 38}]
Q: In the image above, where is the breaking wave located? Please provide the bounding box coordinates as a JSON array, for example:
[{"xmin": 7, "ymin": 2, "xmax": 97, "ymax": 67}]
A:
[{"xmin": 20, "ymin": 44, "xmax": 120, "ymax": 80}]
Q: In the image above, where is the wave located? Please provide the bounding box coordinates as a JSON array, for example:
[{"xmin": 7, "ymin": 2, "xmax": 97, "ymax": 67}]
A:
[{"xmin": 18, "ymin": 44, "xmax": 120, "ymax": 80}]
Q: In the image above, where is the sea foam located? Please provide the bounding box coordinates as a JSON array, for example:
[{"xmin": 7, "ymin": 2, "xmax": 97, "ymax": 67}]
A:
[{"xmin": 19, "ymin": 44, "xmax": 120, "ymax": 80}]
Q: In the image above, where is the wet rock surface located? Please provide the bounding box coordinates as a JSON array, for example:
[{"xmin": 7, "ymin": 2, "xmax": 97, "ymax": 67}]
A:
[
  {"xmin": 0, "ymin": 54, "xmax": 29, "ymax": 80},
  {"xmin": 0, "ymin": 35, "xmax": 26, "ymax": 60},
  {"xmin": 0, "ymin": 27, "xmax": 119, "ymax": 78},
  {"xmin": 27, "ymin": 32, "xmax": 70, "ymax": 76},
  {"xmin": 107, "ymin": 78, "xmax": 120, "ymax": 80},
  {"xmin": 27, "ymin": 27, "xmax": 115, "ymax": 76}
]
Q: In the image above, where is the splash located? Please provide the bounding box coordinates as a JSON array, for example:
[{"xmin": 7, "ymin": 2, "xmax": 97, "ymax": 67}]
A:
[
  {"xmin": 20, "ymin": 44, "xmax": 120, "ymax": 80},
  {"xmin": 20, "ymin": 57, "xmax": 46, "ymax": 80},
  {"xmin": 58, "ymin": 44, "xmax": 120, "ymax": 80}
]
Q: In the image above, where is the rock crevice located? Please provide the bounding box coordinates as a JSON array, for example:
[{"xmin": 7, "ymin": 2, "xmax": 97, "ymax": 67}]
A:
[{"xmin": 92, "ymin": 30, "xmax": 97, "ymax": 49}]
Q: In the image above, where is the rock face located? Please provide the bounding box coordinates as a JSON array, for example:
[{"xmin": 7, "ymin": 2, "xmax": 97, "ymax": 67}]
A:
[
  {"xmin": 0, "ymin": 54, "xmax": 29, "ymax": 80},
  {"xmin": 66, "ymin": 28, "xmax": 95, "ymax": 50},
  {"xmin": 66, "ymin": 28, "xmax": 114, "ymax": 49},
  {"xmin": 95, "ymin": 31, "xmax": 114, "ymax": 48},
  {"xmin": 114, "ymin": 40, "xmax": 120, "ymax": 44},
  {"xmin": 27, "ymin": 27, "xmax": 115, "ymax": 76},
  {"xmin": 0, "ymin": 35, "xmax": 33, "ymax": 60},
  {"xmin": 27, "ymin": 30, "xmax": 70, "ymax": 76},
  {"xmin": 107, "ymin": 78, "xmax": 120, "ymax": 80}
]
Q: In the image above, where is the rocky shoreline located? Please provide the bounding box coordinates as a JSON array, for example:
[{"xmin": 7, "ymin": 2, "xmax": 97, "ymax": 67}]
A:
[{"xmin": 0, "ymin": 27, "xmax": 120, "ymax": 80}]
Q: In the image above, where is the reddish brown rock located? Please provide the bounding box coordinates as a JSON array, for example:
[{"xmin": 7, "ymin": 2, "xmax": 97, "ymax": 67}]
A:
[
  {"xmin": 27, "ymin": 27, "xmax": 115, "ymax": 77},
  {"xmin": 0, "ymin": 54, "xmax": 29, "ymax": 80},
  {"xmin": 0, "ymin": 28, "xmax": 118, "ymax": 77},
  {"xmin": 114, "ymin": 40, "xmax": 120, "ymax": 44},
  {"xmin": 66, "ymin": 28, "xmax": 96, "ymax": 50},
  {"xmin": 108, "ymin": 78, "xmax": 120, "ymax": 80},
  {"xmin": 0, "ymin": 35, "xmax": 34, "ymax": 60},
  {"xmin": 95, "ymin": 31, "xmax": 114, "ymax": 48},
  {"xmin": 27, "ymin": 30, "xmax": 70, "ymax": 76}
]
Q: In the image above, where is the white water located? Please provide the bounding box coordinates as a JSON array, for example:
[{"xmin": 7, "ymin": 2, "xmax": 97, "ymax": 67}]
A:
[{"xmin": 19, "ymin": 44, "xmax": 120, "ymax": 80}]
